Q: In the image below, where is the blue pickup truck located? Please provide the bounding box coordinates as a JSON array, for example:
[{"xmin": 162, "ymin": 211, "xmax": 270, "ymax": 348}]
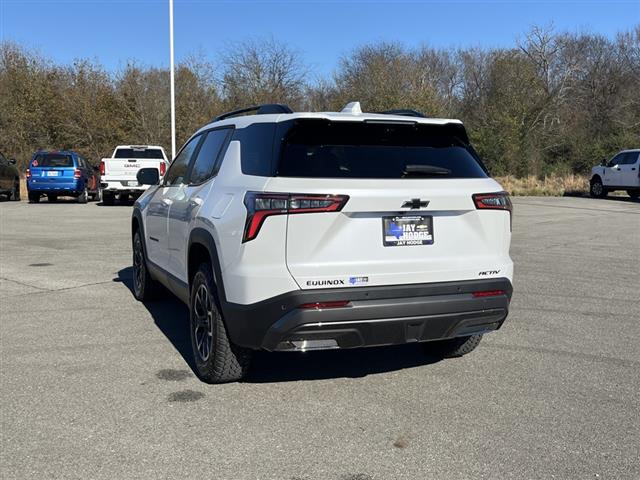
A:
[{"xmin": 26, "ymin": 150, "xmax": 101, "ymax": 203}]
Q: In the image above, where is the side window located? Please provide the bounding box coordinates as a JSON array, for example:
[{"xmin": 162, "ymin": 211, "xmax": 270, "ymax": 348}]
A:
[
  {"xmin": 233, "ymin": 123, "xmax": 276, "ymax": 176},
  {"xmin": 165, "ymin": 136, "xmax": 202, "ymax": 186},
  {"xmin": 0, "ymin": 152, "xmax": 6, "ymax": 165},
  {"xmin": 624, "ymin": 152, "xmax": 639, "ymax": 165},
  {"xmin": 608, "ymin": 154, "xmax": 623, "ymax": 167},
  {"xmin": 189, "ymin": 129, "xmax": 231, "ymax": 184}
]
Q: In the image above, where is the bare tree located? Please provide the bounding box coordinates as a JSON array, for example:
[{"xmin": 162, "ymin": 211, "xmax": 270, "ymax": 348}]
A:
[{"xmin": 221, "ymin": 38, "xmax": 307, "ymax": 108}]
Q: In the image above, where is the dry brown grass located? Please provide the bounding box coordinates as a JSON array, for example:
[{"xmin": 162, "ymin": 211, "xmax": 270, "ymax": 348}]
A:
[
  {"xmin": 19, "ymin": 178, "xmax": 28, "ymax": 199},
  {"xmin": 495, "ymin": 175, "xmax": 589, "ymax": 196}
]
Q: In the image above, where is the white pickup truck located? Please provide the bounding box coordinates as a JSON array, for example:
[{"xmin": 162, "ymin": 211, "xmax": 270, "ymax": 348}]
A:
[
  {"xmin": 99, "ymin": 145, "xmax": 170, "ymax": 205},
  {"xmin": 589, "ymin": 149, "xmax": 640, "ymax": 199}
]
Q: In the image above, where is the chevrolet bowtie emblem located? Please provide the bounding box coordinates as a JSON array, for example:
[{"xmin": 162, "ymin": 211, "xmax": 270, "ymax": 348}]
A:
[{"xmin": 402, "ymin": 198, "xmax": 429, "ymax": 209}]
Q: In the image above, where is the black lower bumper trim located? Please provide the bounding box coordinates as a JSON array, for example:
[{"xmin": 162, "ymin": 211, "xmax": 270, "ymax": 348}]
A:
[{"xmin": 222, "ymin": 278, "xmax": 512, "ymax": 351}]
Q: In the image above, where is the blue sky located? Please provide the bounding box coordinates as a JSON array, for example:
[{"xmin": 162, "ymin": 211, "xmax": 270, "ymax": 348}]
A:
[{"xmin": 1, "ymin": 0, "xmax": 638, "ymax": 76}]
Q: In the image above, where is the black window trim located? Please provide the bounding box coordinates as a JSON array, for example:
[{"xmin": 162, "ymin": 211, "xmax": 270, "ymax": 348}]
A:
[{"xmin": 185, "ymin": 125, "xmax": 235, "ymax": 186}]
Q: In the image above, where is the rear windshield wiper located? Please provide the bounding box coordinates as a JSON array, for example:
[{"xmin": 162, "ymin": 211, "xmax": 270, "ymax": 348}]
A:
[{"xmin": 402, "ymin": 164, "xmax": 452, "ymax": 177}]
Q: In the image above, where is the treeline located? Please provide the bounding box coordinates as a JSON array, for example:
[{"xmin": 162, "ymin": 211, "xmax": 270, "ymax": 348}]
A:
[{"xmin": 1, "ymin": 26, "xmax": 639, "ymax": 176}]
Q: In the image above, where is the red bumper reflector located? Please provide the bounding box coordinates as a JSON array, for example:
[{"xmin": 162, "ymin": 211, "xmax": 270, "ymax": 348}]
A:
[
  {"xmin": 299, "ymin": 300, "xmax": 350, "ymax": 310},
  {"xmin": 472, "ymin": 290, "xmax": 506, "ymax": 298}
]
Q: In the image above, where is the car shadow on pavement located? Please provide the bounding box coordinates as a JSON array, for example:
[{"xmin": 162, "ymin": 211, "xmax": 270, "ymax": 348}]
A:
[
  {"xmin": 116, "ymin": 267, "xmax": 444, "ymax": 383},
  {"xmin": 116, "ymin": 267, "xmax": 196, "ymax": 372}
]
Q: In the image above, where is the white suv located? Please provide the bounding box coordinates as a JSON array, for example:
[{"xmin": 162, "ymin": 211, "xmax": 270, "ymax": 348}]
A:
[{"xmin": 131, "ymin": 102, "xmax": 514, "ymax": 383}]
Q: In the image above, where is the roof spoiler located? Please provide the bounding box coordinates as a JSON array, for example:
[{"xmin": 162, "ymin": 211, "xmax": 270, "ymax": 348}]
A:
[
  {"xmin": 212, "ymin": 104, "xmax": 293, "ymax": 122},
  {"xmin": 377, "ymin": 109, "xmax": 427, "ymax": 118}
]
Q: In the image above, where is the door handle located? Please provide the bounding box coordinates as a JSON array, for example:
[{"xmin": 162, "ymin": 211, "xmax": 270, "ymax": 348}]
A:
[
  {"xmin": 189, "ymin": 197, "xmax": 204, "ymax": 206},
  {"xmin": 632, "ymin": 168, "xmax": 637, "ymax": 171},
  {"xmin": 616, "ymin": 167, "xmax": 621, "ymax": 171},
  {"xmin": 161, "ymin": 198, "xmax": 173, "ymax": 206}
]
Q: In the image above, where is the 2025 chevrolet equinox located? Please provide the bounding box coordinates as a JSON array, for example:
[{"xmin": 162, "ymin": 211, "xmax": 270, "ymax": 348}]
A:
[{"xmin": 131, "ymin": 102, "xmax": 514, "ymax": 383}]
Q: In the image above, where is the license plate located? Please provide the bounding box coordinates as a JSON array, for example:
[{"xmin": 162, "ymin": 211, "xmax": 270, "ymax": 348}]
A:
[
  {"xmin": 46, "ymin": 171, "xmax": 59, "ymax": 177},
  {"xmin": 125, "ymin": 181, "xmax": 139, "ymax": 187},
  {"xmin": 383, "ymin": 215, "xmax": 434, "ymax": 246}
]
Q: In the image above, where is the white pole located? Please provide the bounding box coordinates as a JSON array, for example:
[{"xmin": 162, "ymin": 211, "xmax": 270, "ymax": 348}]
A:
[{"xmin": 169, "ymin": 0, "xmax": 176, "ymax": 159}]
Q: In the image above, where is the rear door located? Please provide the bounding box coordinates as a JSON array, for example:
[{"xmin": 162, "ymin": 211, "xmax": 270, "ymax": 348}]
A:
[
  {"xmin": 78, "ymin": 156, "xmax": 91, "ymax": 190},
  {"xmin": 619, "ymin": 152, "xmax": 640, "ymax": 187},
  {"xmin": 145, "ymin": 138, "xmax": 202, "ymax": 268},
  {"xmin": 166, "ymin": 128, "xmax": 232, "ymax": 281},
  {"xmin": 29, "ymin": 153, "xmax": 76, "ymax": 184},
  {"xmin": 265, "ymin": 119, "xmax": 511, "ymax": 289}
]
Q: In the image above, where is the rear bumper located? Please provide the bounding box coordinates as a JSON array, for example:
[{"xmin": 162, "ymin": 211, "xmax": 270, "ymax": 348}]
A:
[
  {"xmin": 27, "ymin": 180, "xmax": 82, "ymax": 194},
  {"xmin": 101, "ymin": 180, "xmax": 149, "ymax": 193},
  {"xmin": 223, "ymin": 278, "xmax": 513, "ymax": 351}
]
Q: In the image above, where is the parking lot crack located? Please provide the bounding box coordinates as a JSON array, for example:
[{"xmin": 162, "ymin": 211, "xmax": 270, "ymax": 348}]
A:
[
  {"xmin": 6, "ymin": 278, "xmax": 121, "ymax": 297},
  {"xmin": 0, "ymin": 276, "xmax": 52, "ymax": 292}
]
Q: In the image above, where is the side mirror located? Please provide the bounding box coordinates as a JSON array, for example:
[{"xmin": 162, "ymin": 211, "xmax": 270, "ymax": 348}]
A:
[
  {"xmin": 8, "ymin": 158, "xmax": 16, "ymax": 165},
  {"xmin": 137, "ymin": 168, "xmax": 159, "ymax": 186}
]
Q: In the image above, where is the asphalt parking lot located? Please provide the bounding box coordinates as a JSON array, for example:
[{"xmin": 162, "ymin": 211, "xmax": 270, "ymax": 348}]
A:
[{"xmin": 1, "ymin": 196, "xmax": 639, "ymax": 479}]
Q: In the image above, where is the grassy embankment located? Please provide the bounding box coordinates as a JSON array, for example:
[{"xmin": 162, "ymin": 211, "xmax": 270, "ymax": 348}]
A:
[{"xmin": 495, "ymin": 175, "xmax": 590, "ymax": 196}]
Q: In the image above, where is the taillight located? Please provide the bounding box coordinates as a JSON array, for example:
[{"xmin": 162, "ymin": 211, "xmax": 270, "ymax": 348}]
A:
[
  {"xmin": 472, "ymin": 191, "xmax": 512, "ymax": 230},
  {"xmin": 472, "ymin": 290, "xmax": 506, "ymax": 298},
  {"xmin": 243, "ymin": 192, "xmax": 349, "ymax": 242},
  {"xmin": 99, "ymin": 161, "xmax": 105, "ymax": 176},
  {"xmin": 159, "ymin": 162, "xmax": 166, "ymax": 176},
  {"xmin": 299, "ymin": 300, "xmax": 351, "ymax": 310},
  {"xmin": 26, "ymin": 168, "xmax": 31, "ymax": 178},
  {"xmin": 74, "ymin": 169, "xmax": 81, "ymax": 179}
]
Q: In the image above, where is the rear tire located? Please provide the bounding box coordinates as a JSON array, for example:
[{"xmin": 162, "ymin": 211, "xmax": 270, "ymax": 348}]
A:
[
  {"xmin": 424, "ymin": 334, "xmax": 483, "ymax": 358},
  {"xmin": 10, "ymin": 178, "xmax": 20, "ymax": 201},
  {"xmin": 28, "ymin": 192, "xmax": 40, "ymax": 203},
  {"xmin": 590, "ymin": 177, "xmax": 607, "ymax": 198},
  {"xmin": 190, "ymin": 262, "xmax": 252, "ymax": 383},
  {"xmin": 627, "ymin": 190, "xmax": 639, "ymax": 200},
  {"xmin": 102, "ymin": 191, "xmax": 114, "ymax": 206},
  {"xmin": 47, "ymin": 194, "xmax": 58, "ymax": 203},
  {"xmin": 132, "ymin": 230, "xmax": 161, "ymax": 301},
  {"xmin": 77, "ymin": 187, "xmax": 88, "ymax": 204}
]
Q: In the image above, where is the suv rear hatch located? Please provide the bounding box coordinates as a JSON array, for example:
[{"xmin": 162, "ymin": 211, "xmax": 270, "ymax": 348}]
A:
[
  {"xmin": 256, "ymin": 119, "xmax": 512, "ymax": 289},
  {"xmin": 29, "ymin": 153, "xmax": 76, "ymax": 183},
  {"xmin": 103, "ymin": 147, "xmax": 166, "ymax": 180}
]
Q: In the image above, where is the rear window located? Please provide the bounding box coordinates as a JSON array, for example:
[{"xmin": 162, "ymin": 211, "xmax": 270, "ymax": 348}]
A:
[
  {"xmin": 114, "ymin": 148, "xmax": 164, "ymax": 159},
  {"xmin": 32, "ymin": 153, "xmax": 74, "ymax": 168},
  {"xmin": 276, "ymin": 120, "xmax": 488, "ymax": 179}
]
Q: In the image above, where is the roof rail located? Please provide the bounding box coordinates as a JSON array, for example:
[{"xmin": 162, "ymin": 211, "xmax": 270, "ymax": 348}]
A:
[
  {"xmin": 212, "ymin": 104, "xmax": 293, "ymax": 122},
  {"xmin": 378, "ymin": 109, "xmax": 427, "ymax": 118}
]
